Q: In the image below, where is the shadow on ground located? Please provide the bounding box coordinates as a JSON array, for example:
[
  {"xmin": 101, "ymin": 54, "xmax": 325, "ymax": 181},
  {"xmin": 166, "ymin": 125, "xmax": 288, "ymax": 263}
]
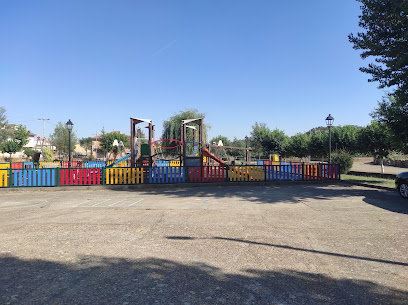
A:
[
  {"xmin": 1, "ymin": 255, "xmax": 407, "ymax": 305},
  {"xmin": 110, "ymin": 182, "xmax": 408, "ymax": 214}
]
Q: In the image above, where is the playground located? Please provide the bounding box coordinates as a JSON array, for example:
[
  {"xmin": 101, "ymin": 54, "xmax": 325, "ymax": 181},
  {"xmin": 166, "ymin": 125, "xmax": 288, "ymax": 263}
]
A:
[
  {"xmin": 0, "ymin": 117, "xmax": 340, "ymax": 189},
  {"xmin": 0, "ymin": 183, "xmax": 407, "ymax": 304}
]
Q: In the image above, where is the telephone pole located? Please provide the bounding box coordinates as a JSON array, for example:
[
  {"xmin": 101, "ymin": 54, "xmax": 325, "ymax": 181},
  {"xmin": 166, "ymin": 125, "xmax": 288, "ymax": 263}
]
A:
[{"xmin": 38, "ymin": 118, "xmax": 50, "ymax": 139}]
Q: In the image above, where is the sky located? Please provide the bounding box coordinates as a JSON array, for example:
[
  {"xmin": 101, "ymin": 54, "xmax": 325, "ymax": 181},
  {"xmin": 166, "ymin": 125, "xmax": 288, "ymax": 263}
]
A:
[{"xmin": 0, "ymin": 0, "xmax": 385, "ymax": 141}]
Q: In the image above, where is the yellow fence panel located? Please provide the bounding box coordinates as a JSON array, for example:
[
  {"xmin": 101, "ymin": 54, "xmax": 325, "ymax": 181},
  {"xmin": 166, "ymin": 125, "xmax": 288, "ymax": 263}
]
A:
[
  {"xmin": 0, "ymin": 163, "xmax": 10, "ymax": 169},
  {"xmin": 170, "ymin": 161, "xmax": 180, "ymax": 167},
  {"xmin": 106, "ymin": 168, "xmax": 144, "ymax": 185},
  {"xmin": 0, "ymin": 169, "xmax": 8, "ymax": 187},
  {"xmin": 40, "ymin": 161, "xmax": 61, "ymax": 168},
  {"xmin": 229, "ymin": 166, "xmax": 264, "ymax": 182}
]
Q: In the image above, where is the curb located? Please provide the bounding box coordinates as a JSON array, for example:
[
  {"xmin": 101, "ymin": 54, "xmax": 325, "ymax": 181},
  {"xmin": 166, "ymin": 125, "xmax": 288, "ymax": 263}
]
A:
[{"xmin": 0, "ymin": 180, "xmax": 341, "ymax": 193}]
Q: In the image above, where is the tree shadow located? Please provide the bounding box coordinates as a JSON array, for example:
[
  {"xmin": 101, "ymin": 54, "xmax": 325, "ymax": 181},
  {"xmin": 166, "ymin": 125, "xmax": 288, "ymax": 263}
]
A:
[
  {"xmin": 110, "ymin": 182, "xmax": 408, "ymax": 214},
  {"xmin": 1, "ymin": 255, "xmax": 407, "ymax": 305}
]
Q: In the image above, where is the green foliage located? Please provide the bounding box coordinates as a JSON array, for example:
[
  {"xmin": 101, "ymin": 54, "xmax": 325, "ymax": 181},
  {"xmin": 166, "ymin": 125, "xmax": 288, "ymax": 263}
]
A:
[
  {"xmin": 162, "ymin": 109, "xmax": 209, "ymax": 144},
  {"xmin": 13, "ymin": 125, "xmax": 29, "ymax": 150},
  {"xmin": 210, "ymin": 135, "xmax": 231, "ymax": 147},
  {"xmin": 287, "ymin": 133, "xmax": 310, "ymax": 158},
  {"xmin": 332, "ymin": 151, "xmax": 354, "ymax": 174},
  {"xmin": 330, "ymin": 125, "xmax": 360, "ymax": 153},
  {"xmin": 357, "ymin": 120, "xmax": 395, "ymax": 159},
  {"xmin": 79, "ymin": 137, "xmax": 93, "ymax": 156},
  {"xmin": 371, "ymin": 94, "xmax": 408, "ymax": 152},
  {"xmin": 0, "ymin": 106, "xmax": 11, "ymax": 146},
  {"xmin": 262, "ymin": 129, "xmax": 288, "ymax": 156},
  {"xmin": 308, "ymin": 130, "xmax": 327, "ymax": 158},
  {"xmin": 23, "ymin": 147, "xmax": 36, "ymax": 159},
  {"xmin": 99, "ymin": 132, "xmax": 129, "ymax": 155},
  {"xmin": 42, "ymin": 148, "xmax": 54, "ymax": 161},
  {"xmin": 49, "ymin": 122, "xmax": 78, "ymax": 156},
  {"xmin": 348, "ymin": 0, "xmax": 408, "ymax": 100},
  {"xmin": 2, "ymin": 140, "xmax": 19, "ymax": 158}
]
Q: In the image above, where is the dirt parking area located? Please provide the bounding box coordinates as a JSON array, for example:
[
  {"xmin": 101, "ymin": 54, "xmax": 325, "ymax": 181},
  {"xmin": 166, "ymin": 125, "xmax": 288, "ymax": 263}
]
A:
[{"xmin": 1, "ymin": 183, "xmax": 407, "ymax": 304}]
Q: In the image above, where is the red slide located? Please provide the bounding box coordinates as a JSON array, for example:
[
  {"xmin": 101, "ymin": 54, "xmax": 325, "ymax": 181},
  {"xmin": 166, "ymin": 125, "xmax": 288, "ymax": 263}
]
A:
[{"xmin": 202, "ymin": 148, "xmax": 227, "ymax": 165}]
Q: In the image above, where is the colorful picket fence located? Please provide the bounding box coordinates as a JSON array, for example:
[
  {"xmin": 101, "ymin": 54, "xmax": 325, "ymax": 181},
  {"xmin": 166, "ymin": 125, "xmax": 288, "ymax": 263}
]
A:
[
  {"xmin": 105, "ymin": 167, "xmax": 144, "ymax": 185},
  {"xmin": 12, "ymin": 169, "xmax": 56, "ymax": 187},
  {"xmin": 149, "ymin": 167, "xmax": 184, "ymax": 183},
  {"xmin": 189, "ymin": 166, "xmax": 227, "ymax": 182},
  {"xmin": 0, "ymin": 163, "xmax": 340, "ymax": 188},
  {"xmin": 84, "ymin": 161, "xmax": 106, "ymax": 168},
  {"xmin": 61, "ymin": 161, "xmax": 83, "ymax": 168},
  {"xmin": 60, "ymin": 168, "xmax": 101, "ymax": 186},
  {"xmin": 39, "ymin": 161, "xmax": 61, "ymax": 168}
]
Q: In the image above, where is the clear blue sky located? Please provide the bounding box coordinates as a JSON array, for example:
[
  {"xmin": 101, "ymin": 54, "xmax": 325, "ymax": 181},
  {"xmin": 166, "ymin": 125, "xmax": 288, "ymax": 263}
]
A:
[{"xmin": 0, "ymin": 0, "xmax": 383, "ymax": 141}]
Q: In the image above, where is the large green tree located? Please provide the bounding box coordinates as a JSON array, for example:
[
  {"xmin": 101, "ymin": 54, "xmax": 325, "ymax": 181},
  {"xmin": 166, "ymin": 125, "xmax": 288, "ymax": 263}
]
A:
[
  {"xmin": 371, "ymin": 94, "xmax": 408, "ymax": 152},
  {"xmin": 348, "ymin": 0, "xmax": 408, "ymax": 99},
  {"xmin": 162, "ymin": 109, "xmax": 209, "ymax": 145},
  {"xmin": 49, "ymin": 122, "xmax": 78, "ymax": 156}
]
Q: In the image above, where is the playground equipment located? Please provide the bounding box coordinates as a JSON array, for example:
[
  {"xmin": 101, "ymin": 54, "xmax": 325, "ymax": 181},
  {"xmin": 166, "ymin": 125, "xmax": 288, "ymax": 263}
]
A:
[
  {"xmin": 130, "ymin": 118, "xmax": 154, "ymax": 167},
  {"xmin": 181, "ymin": 118, "xmax": 204, "ymax": 167}
]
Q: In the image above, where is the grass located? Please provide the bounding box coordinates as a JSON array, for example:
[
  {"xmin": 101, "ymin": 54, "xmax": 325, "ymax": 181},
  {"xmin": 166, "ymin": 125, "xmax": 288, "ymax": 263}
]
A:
[{"xmin": 341, "ymin": 174, "xmax": 396, "ymax": 189}]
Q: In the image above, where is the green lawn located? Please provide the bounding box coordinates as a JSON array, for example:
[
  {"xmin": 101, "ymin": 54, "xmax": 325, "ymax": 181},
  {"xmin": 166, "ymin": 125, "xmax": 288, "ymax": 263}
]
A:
[{"xmin": 342, "ymin": 174, "xmax": 395, "ymax": 189}]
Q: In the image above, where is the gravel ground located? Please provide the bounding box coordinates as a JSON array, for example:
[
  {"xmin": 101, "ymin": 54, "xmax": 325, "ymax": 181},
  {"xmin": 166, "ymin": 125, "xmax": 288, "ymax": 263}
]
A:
[
  {"xmin": 0, "ymin": 183, "xmax": 407, "ymax": 305},
  {"xmin": 351, "ymin": 161, "xmax": 406, "ymax": 175}
]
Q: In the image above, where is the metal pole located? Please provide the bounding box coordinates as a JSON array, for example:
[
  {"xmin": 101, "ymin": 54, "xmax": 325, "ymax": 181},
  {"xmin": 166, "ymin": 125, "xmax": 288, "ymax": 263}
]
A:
[
  {"xmin": 328, "ymin": 126, "xmax": 331, "ymax": 164},
  {"xmin": 68, "ymin": 130, "xmax": 71, "ymax": 168}
]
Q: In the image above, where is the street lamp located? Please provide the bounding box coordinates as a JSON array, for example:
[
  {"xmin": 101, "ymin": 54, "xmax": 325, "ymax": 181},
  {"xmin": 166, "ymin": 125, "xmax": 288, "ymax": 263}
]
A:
[
  {"xmin": 66, "ymin": 119, "xmax": 74, "ymax": 167},
  {"xmin": 245, "ymin": 136, "xmax": 248, "ymax": 165},
  {"xmin": 325, "ymin": 114, "xmax": 334, "ymax": 163}
]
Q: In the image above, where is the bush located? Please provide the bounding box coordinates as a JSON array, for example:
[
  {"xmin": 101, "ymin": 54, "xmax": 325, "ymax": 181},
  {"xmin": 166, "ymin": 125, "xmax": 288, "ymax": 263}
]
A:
[
  {"xmin": 331, "ymin": 151, "xmax": 353, "ymax": 174},
  {"xmin": 42, "ymin": 148, "xmax": 54, "ymax": 161}
]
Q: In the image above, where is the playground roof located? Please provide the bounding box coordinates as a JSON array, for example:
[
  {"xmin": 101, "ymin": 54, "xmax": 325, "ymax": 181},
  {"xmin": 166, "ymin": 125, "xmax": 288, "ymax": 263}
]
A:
[{"xmin": 130, "ymin": 118, "xmax": 152, "ymax": 125}]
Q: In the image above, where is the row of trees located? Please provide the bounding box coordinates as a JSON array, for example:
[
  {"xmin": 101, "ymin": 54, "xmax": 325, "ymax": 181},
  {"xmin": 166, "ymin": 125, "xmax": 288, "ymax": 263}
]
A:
[{"xmin": 210, "ymin": 120, "xmax": 397, "ymax": 161}]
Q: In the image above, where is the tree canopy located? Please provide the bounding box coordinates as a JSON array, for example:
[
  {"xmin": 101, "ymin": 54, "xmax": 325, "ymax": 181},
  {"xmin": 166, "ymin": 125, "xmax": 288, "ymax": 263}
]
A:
[
  {"xmin": 162, "ymin": 109, "xmax": 209, "ymax": 144},
  {"xmin": 79, "ymin": 137, "xmax": 93, "ymax": 156},
  {"xmin": 49, "ymin": 122, "xmax": 78, "ymax": 156},
  {"xmin": 98, "ymin": 132, "xmax": 129, "ymax": 156},
  {"xmin": 348, "ymin": 0, "xmax": 408, "ymax": 99}
]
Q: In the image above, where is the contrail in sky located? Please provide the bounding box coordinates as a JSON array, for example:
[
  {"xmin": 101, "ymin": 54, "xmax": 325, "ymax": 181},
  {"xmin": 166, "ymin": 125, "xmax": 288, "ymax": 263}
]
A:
[{"xmin": 151, "ymin": 39, "xmax": 177, "ymax": 57}]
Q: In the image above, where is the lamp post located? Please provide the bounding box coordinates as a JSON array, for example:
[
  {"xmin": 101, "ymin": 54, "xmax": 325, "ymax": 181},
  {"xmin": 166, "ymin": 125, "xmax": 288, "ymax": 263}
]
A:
[
  {"xmin": 245, "ymin": 136, "xmax": 248, "ymax": 165},
  {"xmin": 66, "ymin": 119, "xmax": 74, "ymax": 167},
  {"xmin": 325, "ymin": 114, "xmax": 334, "ymax": 163}
]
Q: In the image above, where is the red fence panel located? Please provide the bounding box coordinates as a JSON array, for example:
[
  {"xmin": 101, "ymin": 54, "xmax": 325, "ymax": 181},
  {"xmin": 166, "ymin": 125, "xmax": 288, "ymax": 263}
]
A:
[{"xmin": 60, "ymin": 168, "xmax": 101, "ymax": 186}]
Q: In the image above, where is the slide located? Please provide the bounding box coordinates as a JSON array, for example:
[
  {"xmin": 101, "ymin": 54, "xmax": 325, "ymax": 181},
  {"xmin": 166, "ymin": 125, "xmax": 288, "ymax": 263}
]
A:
[
  {"xmin": 106, "ymin": 153, "xmax": 131, "ymax": 168},
  {"xmin": 202, "ymin": 148, "xmax": 226, "ymax": 165}
]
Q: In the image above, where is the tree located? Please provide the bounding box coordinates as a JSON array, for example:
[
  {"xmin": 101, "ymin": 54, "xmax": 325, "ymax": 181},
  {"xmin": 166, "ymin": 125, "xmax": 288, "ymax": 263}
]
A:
[
  {"xmin": 308, "ymin": 130, "xmax": 327, "ymax": 159},
  {"xmin": 162, "ymin": 109, "xmax": 209, "ymax": 145},
  {"xmin": 209, "ymin": 135, "xmax": 231, "ymax": 147},
  {"xmin": 371, "ymin": 94, "xmax": 408, "ymax": 152},
  {"xmin": 13, "ymin": 125, "xmax": 29, "ymax": 150},
  {"xmin": 330, "ymin": 125, "xmax": 360, "ymax": 153},
  {"xmin": 357, "ymin": 121, "xmax": 395, "ymax": 171},
  {"xmin": 42, "ymin": 148, "xmax": 54, "ymax": 161},
  {"xmin": 348, "ymin": 0, "xmax": 408, "ymax": 100},
  {"xmin": 0, "ymin": 106, "xmax": 11, "ymax": 147},
  {"xmin": 99, "ymin": 132, "xmax": 129, "ymax": 157},
  {"xmin": 287, "ymin": 133, "xmax": 310, "ymax": 158},
  {"xmin": 262, "ymin": 129, "xmax": 288, "ymax": 157},
  {"xmin": 23, "ymin": 147, "xmax": 36, "ymax": 159},
  {"xmin": 49, "ymin": 122, "xmax": 78, "ymax": 157},
  {"xmin": 2, "ymin": 140, "xmax": 19, "ymax": 159},
  {"xmin": 79, "ymin": 137, "xmax": 93, "ymax": 157},
  {"xmin": 249, "ymin": 122, "xmax": 270, "ymax": 158}
]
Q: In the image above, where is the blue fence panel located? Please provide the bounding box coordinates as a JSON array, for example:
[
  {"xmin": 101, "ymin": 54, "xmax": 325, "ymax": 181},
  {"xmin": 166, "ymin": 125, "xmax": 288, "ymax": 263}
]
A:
[
  {"xmin": 23, "ymin": 162, "xmax": 34, "ymax": 169},
  {"xmin": 12, "ymin": 169, "xmax": 56, "ymax": 187},
  {"xmin": 84, "ymin": 161, "xmax": 106, "ymax": 168},
  {"xmin": 149, "ymin": 166, "xmax": 184, "ymax": 184},
  {"xmin": 156, "ymin": 161, "xmax": 170, "ymax": 167},
  {"xmin": 257, "ymin": 161, "xmax": 264, "ymax": 165}
]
